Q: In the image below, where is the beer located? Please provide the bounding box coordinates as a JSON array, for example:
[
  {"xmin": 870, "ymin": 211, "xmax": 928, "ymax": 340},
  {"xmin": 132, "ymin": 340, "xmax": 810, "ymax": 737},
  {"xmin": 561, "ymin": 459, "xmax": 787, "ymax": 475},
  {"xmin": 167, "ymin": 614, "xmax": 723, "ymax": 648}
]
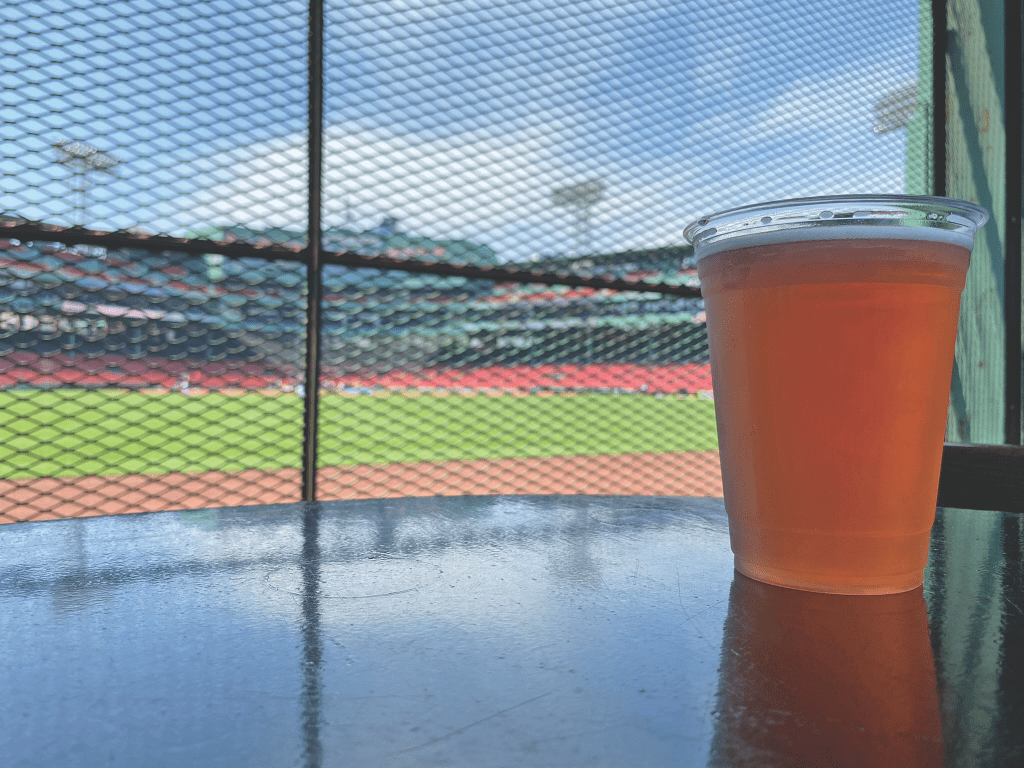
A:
[{"xmin": 686, "ymin": 197, "xmax": 987, "ymax": 593}]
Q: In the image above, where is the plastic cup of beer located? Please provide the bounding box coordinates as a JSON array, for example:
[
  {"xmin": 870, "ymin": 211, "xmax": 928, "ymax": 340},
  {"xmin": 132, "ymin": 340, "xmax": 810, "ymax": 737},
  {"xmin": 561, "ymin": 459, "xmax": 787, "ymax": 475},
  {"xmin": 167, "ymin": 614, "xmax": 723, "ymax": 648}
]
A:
[{"xmin": 683, "ymin": 195, "xmax": 988, "ymax": 594}]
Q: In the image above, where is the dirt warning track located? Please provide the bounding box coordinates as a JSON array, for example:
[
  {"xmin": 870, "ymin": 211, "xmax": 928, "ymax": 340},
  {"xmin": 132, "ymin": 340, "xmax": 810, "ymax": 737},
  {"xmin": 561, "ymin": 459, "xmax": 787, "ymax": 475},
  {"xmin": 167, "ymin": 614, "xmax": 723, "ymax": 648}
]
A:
[{"xmin": 0, "ymin": 451, "xmax": 722, "ymax": 524}]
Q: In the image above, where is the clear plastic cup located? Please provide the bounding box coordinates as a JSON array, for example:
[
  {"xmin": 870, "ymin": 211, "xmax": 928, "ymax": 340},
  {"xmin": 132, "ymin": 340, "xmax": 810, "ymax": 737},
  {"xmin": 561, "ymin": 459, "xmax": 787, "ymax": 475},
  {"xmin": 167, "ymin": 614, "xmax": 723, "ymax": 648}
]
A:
[{"xmin": 684, "ymin": 195, "xmax": 988, "ymax": 594}]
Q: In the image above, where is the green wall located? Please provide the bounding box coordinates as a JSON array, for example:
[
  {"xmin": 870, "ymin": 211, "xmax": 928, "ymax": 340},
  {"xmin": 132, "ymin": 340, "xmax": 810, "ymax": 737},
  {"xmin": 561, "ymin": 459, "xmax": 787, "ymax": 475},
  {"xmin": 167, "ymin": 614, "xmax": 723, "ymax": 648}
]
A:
[{"xmin": 943, "ymin": 0, "xmax": 1007, "ymax": 444}]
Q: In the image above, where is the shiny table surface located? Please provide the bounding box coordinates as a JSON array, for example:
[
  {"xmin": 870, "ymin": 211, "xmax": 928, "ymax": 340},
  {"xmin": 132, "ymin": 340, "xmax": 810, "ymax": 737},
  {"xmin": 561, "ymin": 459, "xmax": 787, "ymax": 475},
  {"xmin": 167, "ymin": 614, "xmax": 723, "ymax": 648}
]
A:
[{"xmin": 1, "ymin": 496, "xmax": 1022, "ymax": 767}]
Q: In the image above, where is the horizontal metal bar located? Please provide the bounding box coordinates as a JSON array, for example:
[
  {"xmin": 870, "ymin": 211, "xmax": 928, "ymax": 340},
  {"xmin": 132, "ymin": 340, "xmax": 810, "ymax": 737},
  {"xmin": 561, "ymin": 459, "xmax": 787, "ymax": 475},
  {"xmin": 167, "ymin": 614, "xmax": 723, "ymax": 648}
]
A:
[
  {"xmin": 1, "ymin": 221, "xmax": 307, "ymax": 263},
  {"xmin": 937, "ymin": 442, "xmax": 1024, "ymax": 513},
  {"xmin": 1, "ymin": 220, "xmax": 702, "ymax": 298},
  {"xmin": 318, "ymin": 249, "xmax": 702, "ymax": 298}
]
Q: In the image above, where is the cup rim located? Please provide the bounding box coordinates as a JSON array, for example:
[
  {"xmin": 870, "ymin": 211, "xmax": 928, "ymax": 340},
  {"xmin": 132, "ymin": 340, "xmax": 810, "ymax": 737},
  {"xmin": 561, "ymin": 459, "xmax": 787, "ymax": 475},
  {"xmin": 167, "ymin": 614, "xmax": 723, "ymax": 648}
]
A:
[{"xmin": 683, "ymin": 195, "xmax": 990, "ymax": 259}]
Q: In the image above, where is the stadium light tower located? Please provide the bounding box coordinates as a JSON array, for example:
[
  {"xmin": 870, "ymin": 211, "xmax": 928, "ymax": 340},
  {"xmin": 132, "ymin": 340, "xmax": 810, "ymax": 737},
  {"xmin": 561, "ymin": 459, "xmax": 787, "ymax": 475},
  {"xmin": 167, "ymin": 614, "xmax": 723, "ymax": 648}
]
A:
[
  {"xmin": 551, "ymin": 178, "xmax": 605, "ymax": 257},
  {"xmin": 873, "ymin": 79, "xmax": 930, "ymax": 192},
  {"xmin": 53, "ymin": 139, "xmax": 120, "ymax": 226},
  {"xmin": 872, "ymin": 81, "xmax": 917, "ymax": 134}
]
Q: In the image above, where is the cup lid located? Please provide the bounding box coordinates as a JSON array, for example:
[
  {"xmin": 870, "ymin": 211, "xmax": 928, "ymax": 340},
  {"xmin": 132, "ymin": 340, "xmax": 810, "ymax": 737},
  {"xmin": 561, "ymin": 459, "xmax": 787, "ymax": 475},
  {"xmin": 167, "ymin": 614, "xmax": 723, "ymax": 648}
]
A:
[{"xmin": 683, "ymin": 195, "xmax": 990, "ymax": 260}]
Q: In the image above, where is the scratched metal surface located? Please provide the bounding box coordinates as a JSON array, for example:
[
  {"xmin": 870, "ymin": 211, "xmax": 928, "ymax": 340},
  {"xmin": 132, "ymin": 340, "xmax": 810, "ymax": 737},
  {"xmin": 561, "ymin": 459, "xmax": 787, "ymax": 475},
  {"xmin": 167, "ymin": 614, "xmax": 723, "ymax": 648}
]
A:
[{"xmin": 1, "ymin": 497, "xmax": 1022, "ymax": 767}]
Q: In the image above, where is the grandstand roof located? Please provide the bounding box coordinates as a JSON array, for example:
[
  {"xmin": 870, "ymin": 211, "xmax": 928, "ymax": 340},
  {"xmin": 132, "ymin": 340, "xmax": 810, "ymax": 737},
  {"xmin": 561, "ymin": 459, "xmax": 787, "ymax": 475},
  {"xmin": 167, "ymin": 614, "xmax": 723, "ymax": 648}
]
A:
[
  {"xmin": 523, "ymin": 243, "xmax": 695, "ymax": 281},
  {"xmin": 192, "ymin": 221, "xmax": 499, "ymax": 268}
]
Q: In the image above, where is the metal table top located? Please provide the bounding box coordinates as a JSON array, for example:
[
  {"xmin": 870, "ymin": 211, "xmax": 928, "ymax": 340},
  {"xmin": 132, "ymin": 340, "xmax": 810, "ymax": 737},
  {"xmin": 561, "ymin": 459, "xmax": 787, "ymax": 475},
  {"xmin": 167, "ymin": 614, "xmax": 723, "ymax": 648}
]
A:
[{"xmin": 1, "ymin": 495, "xmax": 1021, "ymax": 767}]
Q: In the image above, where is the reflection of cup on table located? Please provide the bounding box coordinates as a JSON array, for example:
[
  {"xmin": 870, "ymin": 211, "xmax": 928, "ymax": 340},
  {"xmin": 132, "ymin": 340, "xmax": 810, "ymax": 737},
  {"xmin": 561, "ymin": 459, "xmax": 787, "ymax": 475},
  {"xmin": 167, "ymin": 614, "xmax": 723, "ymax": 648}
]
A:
[
  {"xmin": 684, "ymin": 196, "xmax": 988, "ymax": 594},
  {"xmin": 711, "ymin": 573, "xmax": 943, "ymax": 767}
]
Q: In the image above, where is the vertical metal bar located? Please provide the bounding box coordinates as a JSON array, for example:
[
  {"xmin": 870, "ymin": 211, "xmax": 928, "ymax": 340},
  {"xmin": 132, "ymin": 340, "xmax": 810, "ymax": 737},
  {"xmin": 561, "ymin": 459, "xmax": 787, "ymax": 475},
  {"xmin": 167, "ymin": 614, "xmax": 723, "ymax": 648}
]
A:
[
  {"xmin": 302, "ymin": 0, "xmax": 325, "ymax": 500},
  {"xmin": 300, "ymin": 6, "xmax": 326, "ymax": 760},
  {"xmin": 932, "ymin": 0, "xmax": 947, "ymax": 197},
  {"xmin": 1006, "ymin": 0, "xmax": 1023, "ymax": 445}
]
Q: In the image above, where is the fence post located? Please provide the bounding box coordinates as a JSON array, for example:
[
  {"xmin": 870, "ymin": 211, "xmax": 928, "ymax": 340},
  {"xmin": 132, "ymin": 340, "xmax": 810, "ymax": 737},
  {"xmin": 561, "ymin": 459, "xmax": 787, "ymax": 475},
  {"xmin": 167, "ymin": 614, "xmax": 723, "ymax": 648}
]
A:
[{"xmin": 302, "ymin": 0, "xmax": 325, "ymax": 502}]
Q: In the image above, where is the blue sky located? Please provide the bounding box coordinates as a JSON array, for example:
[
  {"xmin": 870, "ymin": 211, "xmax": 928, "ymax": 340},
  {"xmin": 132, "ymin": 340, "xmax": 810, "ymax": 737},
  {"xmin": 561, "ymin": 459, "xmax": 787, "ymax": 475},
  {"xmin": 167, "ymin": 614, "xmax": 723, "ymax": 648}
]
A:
[{"xmin": 2, "ymin": 0, "xmax": 923, "ymax": 260}]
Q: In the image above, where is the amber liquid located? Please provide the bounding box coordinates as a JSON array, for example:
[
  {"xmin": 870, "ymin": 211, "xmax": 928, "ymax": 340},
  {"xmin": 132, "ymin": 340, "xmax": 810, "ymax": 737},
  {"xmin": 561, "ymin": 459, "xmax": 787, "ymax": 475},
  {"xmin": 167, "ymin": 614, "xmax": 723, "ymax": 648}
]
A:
[{"xmin": 698, "ymin": 237, "xmax": 970, "ymax": 593}]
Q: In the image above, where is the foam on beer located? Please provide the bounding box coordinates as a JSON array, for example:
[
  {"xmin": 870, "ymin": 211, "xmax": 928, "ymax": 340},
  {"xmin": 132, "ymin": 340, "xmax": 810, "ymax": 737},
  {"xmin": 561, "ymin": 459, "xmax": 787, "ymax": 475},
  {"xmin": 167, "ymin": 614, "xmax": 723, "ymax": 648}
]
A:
[{"xmin": 692, "ymin": 224, "xmax": 977, "ymax": 261}]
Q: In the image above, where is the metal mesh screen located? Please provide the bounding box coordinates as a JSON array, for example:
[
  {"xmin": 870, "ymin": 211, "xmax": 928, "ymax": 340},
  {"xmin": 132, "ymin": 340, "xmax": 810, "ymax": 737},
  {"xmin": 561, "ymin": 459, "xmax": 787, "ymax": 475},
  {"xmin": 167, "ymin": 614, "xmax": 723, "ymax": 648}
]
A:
[
  {"xmin": 323, "ymin": 0, "xmax": 929, "ymax": 266},
  {"xmin": 2, "ymin": 0, "xmax": 308, "ymax": 237},
  {"xmin": 314, "ymin": 0, "xmax": 928, "ymax": 498},
  {"xmin": 0, "ymin": 238, "xmax": 307, "ymax": 523},
  {"xmin": 315, "ymin": 260, "xmax": 717, "ymax": 499},
  {"xmin": 3, "ymin": 0, "xmax": 933, "ymax": 522}
]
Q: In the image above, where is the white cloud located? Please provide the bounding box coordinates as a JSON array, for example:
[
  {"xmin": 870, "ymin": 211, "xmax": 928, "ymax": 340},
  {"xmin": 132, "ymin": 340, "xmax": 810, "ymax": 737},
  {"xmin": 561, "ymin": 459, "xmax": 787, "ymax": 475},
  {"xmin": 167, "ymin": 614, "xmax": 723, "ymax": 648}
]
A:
[
  {"xmin": 695, "ymin": 67, "xmax": 918, "ymax": 148},
  {"xmin": 173, "ymin": 115, "xmax": 735, "ymax": 261},
  {"xmin": 172, "ymin": 63, "xmax": 912, "ymax": 261},
  {"xmin": 177, "ymin": 119, "xmax": 690, "ymax": 260}
]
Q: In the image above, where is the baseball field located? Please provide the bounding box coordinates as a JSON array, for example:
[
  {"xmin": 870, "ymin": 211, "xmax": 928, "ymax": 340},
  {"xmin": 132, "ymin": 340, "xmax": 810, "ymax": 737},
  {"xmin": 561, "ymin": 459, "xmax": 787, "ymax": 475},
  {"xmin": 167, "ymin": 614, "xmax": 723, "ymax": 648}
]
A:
[{"xmin": 0, "ymin": 388, "xmax": 718, "ymax": 479}]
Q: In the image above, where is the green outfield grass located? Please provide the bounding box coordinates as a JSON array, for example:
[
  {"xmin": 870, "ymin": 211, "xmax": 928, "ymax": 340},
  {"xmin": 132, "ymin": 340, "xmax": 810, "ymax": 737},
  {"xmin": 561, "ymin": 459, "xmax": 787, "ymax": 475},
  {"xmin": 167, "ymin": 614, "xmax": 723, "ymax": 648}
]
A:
[{"xmin": 0, "ymin": 388, "xmax": 718, "ymax": 479}]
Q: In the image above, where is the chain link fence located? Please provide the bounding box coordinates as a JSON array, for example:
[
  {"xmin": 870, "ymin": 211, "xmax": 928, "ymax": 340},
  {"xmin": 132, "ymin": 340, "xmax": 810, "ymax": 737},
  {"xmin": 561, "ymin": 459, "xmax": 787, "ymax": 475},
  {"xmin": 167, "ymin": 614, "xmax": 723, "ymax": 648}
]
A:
[
  {"xmin": 3, "ymin": 0, "xmax": 932, "ymax": 522},
  {"xmin": 315, "ymin": 256, "xmax": 716, "ymax": 501},
  {"xmin": 0, "ymin": 237, "xmax": 307, "ymax": 522}
]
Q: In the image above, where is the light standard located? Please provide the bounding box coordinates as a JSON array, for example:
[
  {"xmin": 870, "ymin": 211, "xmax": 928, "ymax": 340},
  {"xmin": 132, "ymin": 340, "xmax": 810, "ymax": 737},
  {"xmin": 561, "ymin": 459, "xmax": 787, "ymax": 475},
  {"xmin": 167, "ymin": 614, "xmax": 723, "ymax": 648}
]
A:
[
  {"xmin": 873, "ymin": 81, "xmax": 930, "ymax": 192},
  {"xmin": 872, "ymin": 81, "xmax": 918, "ymax": 134},
  {"xmin": 52, "ymin": 139, "xmax": 120, "ymax": 226},
  {"xmin": 551, "ymin": 178, "xmax": 605, "ymax": 258}
]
